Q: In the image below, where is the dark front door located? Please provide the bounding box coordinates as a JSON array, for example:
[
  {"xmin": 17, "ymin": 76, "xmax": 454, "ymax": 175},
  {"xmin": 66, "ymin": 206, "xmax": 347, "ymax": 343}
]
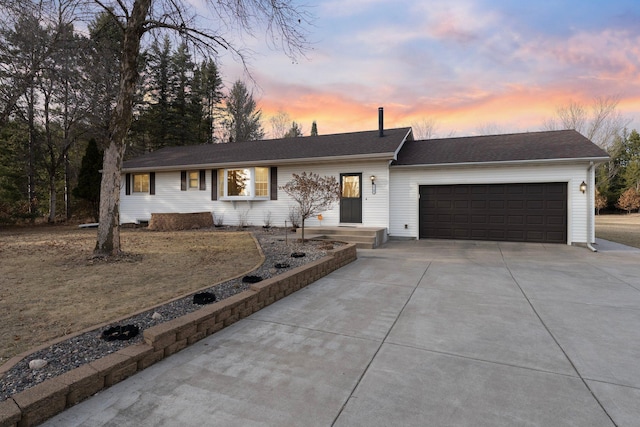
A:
[
  {"xmin": 340, "ymin": 173, "xmax": 362, "ymax": 223},
  {"xmin": 419, "ymin": 183, "xmax": 567, "ymax": 243}
]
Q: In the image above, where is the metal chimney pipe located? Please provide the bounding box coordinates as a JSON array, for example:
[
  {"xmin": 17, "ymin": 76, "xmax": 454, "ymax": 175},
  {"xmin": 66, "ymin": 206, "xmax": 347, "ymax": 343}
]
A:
[{"xmin": 378, "ymin": 107, "xmax": 384, "ymax": 137}]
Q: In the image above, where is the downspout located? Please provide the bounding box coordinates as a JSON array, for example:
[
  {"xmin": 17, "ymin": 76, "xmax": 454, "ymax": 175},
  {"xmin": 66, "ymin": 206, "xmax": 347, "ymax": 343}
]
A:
[{"xmin": 586, "ymin": 161, "xmax": 597, "ymax": 252}]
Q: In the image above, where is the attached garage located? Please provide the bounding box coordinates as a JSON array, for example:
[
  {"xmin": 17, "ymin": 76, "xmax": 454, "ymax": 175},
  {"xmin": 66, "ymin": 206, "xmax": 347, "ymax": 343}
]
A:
[
  {"xmin": 418, "ymin": 183, "xmax": 567, "ymax": 243},
  {"xmin": 389, "ymin": 130, "xmax": 610, "ymax": 246}
]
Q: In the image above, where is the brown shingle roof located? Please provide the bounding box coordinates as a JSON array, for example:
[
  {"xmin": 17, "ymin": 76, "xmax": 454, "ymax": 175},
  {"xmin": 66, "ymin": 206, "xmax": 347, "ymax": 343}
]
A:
[
  {"xmin": 393, "ymin": 130, "xmax": 609, "ymax": 166},
  {"xmin": 123, "ymin": 127, "xmax": 412, "ymax": 171}
]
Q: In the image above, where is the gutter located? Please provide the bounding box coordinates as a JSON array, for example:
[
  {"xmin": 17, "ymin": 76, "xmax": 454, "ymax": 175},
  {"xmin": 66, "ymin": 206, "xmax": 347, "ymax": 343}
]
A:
[
  {"xmin": 390, "ymin": 156, "xmax": 610, "ymax": 169},
  {"xmin": 586, "ymin": 161, "xmax": 597, "ymax": 252},
  {"xmin": 122, "ymin": 152, "xmax": 397, "ymax": 173}
]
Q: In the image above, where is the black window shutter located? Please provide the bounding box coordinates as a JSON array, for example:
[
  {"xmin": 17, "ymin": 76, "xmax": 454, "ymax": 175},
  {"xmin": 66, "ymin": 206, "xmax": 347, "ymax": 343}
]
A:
[
  {"xmin": 125, "ymin": 173, "xmax": 131, "ymax": 195},
  {"xmin": 149, "ymin": 172, "xmax": 155, "ymax": 195},
  {"xmin": 180, "ymin": 171, "xmax": 187, "ymax": 191},
  {"xmin": 270, "ymin": 167, "xmax": 277, "ymax": 200},
  {"xmin": 211, "ymin": 169, "xmax": 217, "ymax": 200},
  {"xmin": 199, "ymin": 169, "xmax": 206, "ymax": 191}
]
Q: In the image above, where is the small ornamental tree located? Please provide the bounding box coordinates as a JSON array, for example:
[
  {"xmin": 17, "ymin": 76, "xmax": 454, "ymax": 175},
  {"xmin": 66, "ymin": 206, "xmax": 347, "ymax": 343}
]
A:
[
  {"xmin": 616, "ymin": 187, "xmax": 640, "ymax": 214},
  {"xmin": 281, "ymin": 172, "xmax": 340, "ymax": 242},
  {"xmin": 595, "ymin": 189, "xmax": 607, "ymax": 215}
]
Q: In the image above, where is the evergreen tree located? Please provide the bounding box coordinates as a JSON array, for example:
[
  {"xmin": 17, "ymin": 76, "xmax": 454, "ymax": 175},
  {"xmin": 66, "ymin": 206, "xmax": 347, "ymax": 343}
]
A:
[
  {"xmin": 0, "ymin": 121, "xmax": 33, "ymax": 222},
  {"xmin": 168, "ymin": 43, "xmax": 197, "ymax": 145},
  {"xmin": 224, "ymin": 80, "xmax": 264, "ymax": 142},
  {"xmin": 310, "ymin": 120, "xmax": 318, "ymax": 136},
  {"xmin": 620, "ymin": 130, "xmax": 640, "ymax": 191},
  {"xmin": 284, "ymin": 121, "xmax": 303, "ymax": 138},
  {"xmin": 197, "ymin": 59, "xmax": 224, "ymax": 143},
  {"xmin": 145, "ymin": 36, "xmax": 173, "ymax": 149},
  {"xmin": 87, "ymin": 10, "xmax": 123, "ymax": 147},
  {"xmin": 73, "ymin": 139, "xmax": 103, "ymax": 221}
]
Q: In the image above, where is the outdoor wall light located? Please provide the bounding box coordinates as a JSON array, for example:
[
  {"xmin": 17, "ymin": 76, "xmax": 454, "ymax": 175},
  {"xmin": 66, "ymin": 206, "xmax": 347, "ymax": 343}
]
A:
[
  {"xmin": 370, "ymin": 175, "xmax": 376, "ymax": 194},
  {"xmin": 580, "ymin": 181, "xmax": 587, "ymax": 194}
]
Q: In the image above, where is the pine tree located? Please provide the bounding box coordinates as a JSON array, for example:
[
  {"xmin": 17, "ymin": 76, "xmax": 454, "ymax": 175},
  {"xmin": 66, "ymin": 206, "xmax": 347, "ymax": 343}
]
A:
[
  {"xmin": 224, "ymin": 80, "xmax": 264, "ymax": 142},
  {"xmin": 284, "ymin": 121, "xmax": 303, "ymax": 138},
  {"xmin": 73, "ymin": 139, "xmax": 103, "ymax": 221},
  {"xmin": 197, "ymin": 59, "xmax": 224, "ymax": 144},
  {"xmin": 310, "ymin": 121, "xmax": 318, "ymax": 136}
]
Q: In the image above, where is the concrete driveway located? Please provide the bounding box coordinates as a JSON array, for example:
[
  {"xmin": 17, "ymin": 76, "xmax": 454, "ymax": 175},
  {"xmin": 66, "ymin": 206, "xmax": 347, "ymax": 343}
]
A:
[{"xmin": 44, "ymin": 239, "xmax": 640, "ymax": 426}]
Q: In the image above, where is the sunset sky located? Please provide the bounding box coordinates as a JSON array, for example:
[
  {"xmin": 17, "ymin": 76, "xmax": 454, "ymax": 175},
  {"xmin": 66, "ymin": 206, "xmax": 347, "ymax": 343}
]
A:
[{"xmin": 216, "ymin": 0, "xmax": 640, "ymax": 139}]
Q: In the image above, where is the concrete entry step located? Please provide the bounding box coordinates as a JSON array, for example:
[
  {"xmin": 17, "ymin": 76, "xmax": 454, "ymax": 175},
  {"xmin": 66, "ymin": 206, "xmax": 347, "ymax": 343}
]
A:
[{"xmin": 296, "ymin": 226, "xmax": 387, "ymax": 249}]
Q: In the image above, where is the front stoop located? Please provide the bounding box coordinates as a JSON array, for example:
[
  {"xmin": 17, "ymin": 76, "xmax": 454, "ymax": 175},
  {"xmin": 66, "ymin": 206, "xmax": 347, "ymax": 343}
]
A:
[
  {"xmin": 296, "ymin": 226, "xmax": 387, "ymax": 249},
  {"xmin": 0, "ymin": 244, "xmax": 357, "ymax": 427}
]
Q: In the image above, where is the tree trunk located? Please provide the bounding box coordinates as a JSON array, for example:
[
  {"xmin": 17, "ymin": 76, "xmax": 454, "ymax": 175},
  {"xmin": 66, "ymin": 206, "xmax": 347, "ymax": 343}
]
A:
[
  {"xmin": 94, "ymin": 0, "xmax": 150, "ymax": 256},
  {"xmin": 48, "ymin": 174, "xmax": 57, "ymax": 223},
  {"xmin": 27, "ymin": 87, "xmax": 37, "ymax": 220},
  {"xmin": 65, "ymin": 153, "xmax": 71, "ymax": 220}
]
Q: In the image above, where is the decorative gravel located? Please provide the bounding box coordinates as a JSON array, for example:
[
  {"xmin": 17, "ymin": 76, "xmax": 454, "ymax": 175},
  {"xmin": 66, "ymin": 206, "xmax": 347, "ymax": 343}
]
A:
[{"xmin": 0, "ymin": 229, "xmax": 339, "ymax": 402}]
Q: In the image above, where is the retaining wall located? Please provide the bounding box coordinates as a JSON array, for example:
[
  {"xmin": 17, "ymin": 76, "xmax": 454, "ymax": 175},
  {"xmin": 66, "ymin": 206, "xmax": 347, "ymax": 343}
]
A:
[{"xmin": 0, "ymin": 244, "xmax": 357, "ymax": 427}]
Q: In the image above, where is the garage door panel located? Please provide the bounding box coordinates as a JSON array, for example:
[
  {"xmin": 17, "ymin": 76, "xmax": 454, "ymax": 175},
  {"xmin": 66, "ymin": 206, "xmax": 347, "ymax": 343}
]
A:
[
  {"xmin": 471, "ymin": 215, "xmax": 487, "ymax": 224},
  {"xmin": 526, "ymin": 215, "xmax": 544, "ymax": 225},
  {"xmin": 526, "ymin": 231, "xmax": 545, "ymax": 240},
  {"xmin": 527, "ymin": 200, "xmax": 544, "ymax": 209},
  {"xmin": 546, "ymin": 231, "xmax": 566, "ymax": 241},
  {"xmin": 453, "ymin": 214, "xmax": 469, "ymax": 224},
  {"xmin": 507, "ymin": 230, "xmax": 525, "ymax": 240},
  {"xmin": 546, "ymin": 200, "xmax": 565, "ymax": 210},
  {"xmin": 507, "ymin": 215, "xmax": 524, "ymax": 225},
  {"xmin": 419, "ymin": 183, "xmax": 567, "ymax": 244},
  {"xmin": 547, "ymin": 215, "xmax": 565, "ymax": 225},
  {"xmin": 489, "ymin": 215, "xmax": 506, "ymax": 224},
  {"xmin": 508, "ymin": 200, "xmax": 524, "ymax": 209}
]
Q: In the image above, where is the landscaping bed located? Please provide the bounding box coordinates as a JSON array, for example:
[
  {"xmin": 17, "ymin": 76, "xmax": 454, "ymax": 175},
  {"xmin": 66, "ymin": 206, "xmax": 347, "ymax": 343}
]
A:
[{"xmin": 0, "ymin": 228, "xmax": 356, "ymax": 426}]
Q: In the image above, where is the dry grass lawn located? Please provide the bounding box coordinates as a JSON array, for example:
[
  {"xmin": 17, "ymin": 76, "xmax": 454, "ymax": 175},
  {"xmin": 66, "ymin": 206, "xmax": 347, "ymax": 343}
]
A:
[
  {"xmin": 596, "ymin": 213, "xmax": 640, "ymax": 249},
  {"xmin": 0, "ymin": 226, "xmax": 262, "ymax": 364}
]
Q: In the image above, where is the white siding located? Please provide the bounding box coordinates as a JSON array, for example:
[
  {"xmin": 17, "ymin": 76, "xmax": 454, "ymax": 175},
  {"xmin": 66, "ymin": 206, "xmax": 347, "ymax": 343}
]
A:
[
  {"xmin": 120, "ymin": 160, "xmax": 390, "ymax": 229},
  {"xmin": 389, "ymin": 162, "xmax": 593, "ymax": 245}
]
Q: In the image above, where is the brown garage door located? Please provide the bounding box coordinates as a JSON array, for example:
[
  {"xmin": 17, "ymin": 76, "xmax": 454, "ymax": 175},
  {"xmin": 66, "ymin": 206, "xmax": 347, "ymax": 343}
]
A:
[{"xmin": 419, "ymin": 183, "xmax": 567, "ymax": 243}]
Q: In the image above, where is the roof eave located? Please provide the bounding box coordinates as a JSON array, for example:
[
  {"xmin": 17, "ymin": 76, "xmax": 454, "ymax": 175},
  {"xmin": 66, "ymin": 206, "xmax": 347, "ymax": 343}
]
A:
[
  {"xmin": 391, "ymin": 128, "xmax": 415, "ymax": 161},
  {"xmin": 391, "ymin": 156, "xmax": 610, "ymax": 169},
  {"xmin": 122, "ymin": 152, "xmax": 397, "ymax": 173}
]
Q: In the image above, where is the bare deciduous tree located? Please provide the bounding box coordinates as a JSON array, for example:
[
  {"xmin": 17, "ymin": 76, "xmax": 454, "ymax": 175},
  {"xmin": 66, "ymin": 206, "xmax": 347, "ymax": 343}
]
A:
[
  {"xmin": 280, "ymin": 172, "xmax": 340, "ymax": 242},
  {"xmin": 411, "ymin": 117, "xmax": 438, "ymax": 140},
  {"xmin": 87, "ymin": 0, "xmax": 310, "ymax": 256},
  {"xmin": 543, "ymin": 96, "xmax": 630, "ymax": 149},
  {"xmin": 475, "ymin": 122, "xmax": 503, "ymax": 136},
  {"xmin": 595, "ymin": 189, "xmax": 607, "ymax": 215},
  {"xmin": 269, "ymin": 109, "xmax": 291, "ymax": 139}
]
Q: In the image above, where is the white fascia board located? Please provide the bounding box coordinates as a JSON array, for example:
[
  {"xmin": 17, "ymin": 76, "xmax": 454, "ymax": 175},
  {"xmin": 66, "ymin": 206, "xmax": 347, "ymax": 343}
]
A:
[
  {"xmin": 390, "ymin": 156, "xmax": 610, "ymax": 169},
  {"xmin": 392, "ymin": 128, "xmax": 415, "ymax": 161},
  {"xmin": 122, "ymin": 152, "xmax": 396, "ymax": 173}
]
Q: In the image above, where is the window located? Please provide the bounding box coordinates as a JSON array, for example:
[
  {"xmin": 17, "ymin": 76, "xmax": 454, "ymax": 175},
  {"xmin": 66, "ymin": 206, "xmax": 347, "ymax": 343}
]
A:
[
  {"xmin": 188, "ymin": 171, "xmax": 199, "ymax": 189},
  {"xmin": 341, "ymin": 175, "xmax": 360, "ymax": 198},
  {"xmin": 218, "ymin": 167, "xmax": 271, "ymax": 199},
  {"xmin": 255, "ymin": 167, "xmax": 269, "ymax": 197},
  {"xmin": 227, "ymin": 169, "xmax": 251, "ymax": 196},
  {"xmin": 133, "ymin": 173, "xmax": 149, "ymax": 193}
]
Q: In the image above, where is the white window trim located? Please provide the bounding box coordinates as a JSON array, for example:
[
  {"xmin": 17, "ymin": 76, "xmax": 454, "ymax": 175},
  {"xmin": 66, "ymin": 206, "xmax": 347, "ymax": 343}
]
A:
[{"xmin": 219, "ymin": 167, "xmax": 270, "ymax": 201}]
